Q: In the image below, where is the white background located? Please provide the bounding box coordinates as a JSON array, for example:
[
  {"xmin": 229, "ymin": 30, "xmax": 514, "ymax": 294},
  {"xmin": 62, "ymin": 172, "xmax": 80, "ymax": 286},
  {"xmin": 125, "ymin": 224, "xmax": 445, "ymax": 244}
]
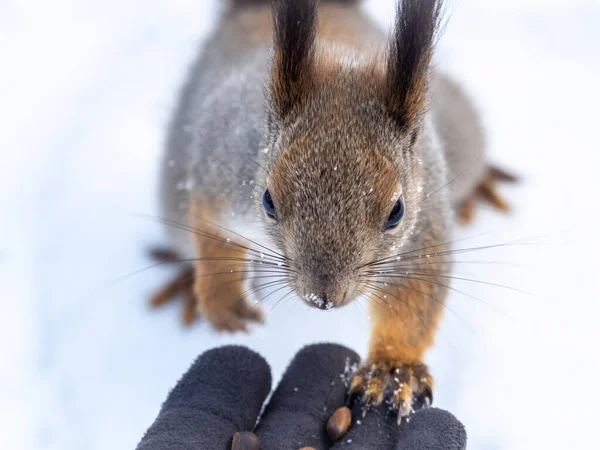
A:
[{"xmin": 1, "ymin": 0, "xmax": 599, "ymax": 449}]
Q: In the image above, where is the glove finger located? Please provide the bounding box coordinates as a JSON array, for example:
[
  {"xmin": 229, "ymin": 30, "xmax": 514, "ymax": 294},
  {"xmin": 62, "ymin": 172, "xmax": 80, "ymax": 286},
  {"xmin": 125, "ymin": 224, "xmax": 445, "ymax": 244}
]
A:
[
  {"xmin": 394, "ymin": 408, "xmax": 467, "ymax": 450},
  {"xmin": 331, "ymin": 398, "xmax": 403, "ymax": 449},
  {"xmin": 331, "ymin": 403, "xmax": 467, "ymax": 450},
  {"xmin": 255, "ymin": 343, "xmax": 360, "ymax": 450},
  {"xmin": 136, "ymin": 345, "xmax": 271, "ymax": 450}
]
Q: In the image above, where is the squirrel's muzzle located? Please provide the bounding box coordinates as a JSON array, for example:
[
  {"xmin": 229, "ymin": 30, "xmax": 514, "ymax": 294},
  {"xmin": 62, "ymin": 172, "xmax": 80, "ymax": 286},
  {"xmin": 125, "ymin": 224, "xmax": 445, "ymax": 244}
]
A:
[
  {"xmin": 298, "ymin": 269, "xmax": 356, "ymax": 310},
  {"xmin": 290, "ymin": 236, "xmax": 367, "ymax": 311}
]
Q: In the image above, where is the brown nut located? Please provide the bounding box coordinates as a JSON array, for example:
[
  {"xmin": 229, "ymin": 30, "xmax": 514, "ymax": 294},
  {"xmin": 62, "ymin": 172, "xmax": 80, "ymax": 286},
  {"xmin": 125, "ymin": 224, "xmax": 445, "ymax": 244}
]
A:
[
  {"xmin": 326, "ymin": 406, "xmax": 352, "ymax": 441},
  {"xmin": 299, "ymin": 448, "xmax": 317, "ymax": 450},
  {"xmin": 231, "ymin": 431, "xmax": 260, "ymax": 450}
]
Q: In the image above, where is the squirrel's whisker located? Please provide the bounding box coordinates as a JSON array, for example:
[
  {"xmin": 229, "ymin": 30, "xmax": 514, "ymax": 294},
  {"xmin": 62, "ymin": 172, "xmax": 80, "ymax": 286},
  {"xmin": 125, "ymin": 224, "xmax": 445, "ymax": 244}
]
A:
[
  {"xmin": 367, "ymin": 241, "xmax": 544, "ymax": 269},
  {"xmin": 419, "ymin": 151, "xmax": 485, "ymax": 206},
  {"xmin": 186, "ymin": 214, "xmax": 289, "ymax": 261},
  {"xmin": 365, "ymin": 282, "xmax": 438, "ymax": 332},
  {"xmin": 363, "ymin": 277, "xmax": 475, "ymax": 334},
  {"xmin": 363, "ymin": 281, "xmax": 460, "ymax": 351},
  {"xmin": 245, "ymin": 156, "xmax": 270, "ymax": 176},
  {"xmin": 364, "ymin": 288, "xmax": 409, "ymax": 329},
  {"xmin": 207, "ymin": 151, "xmax": 267, "ymax": 191},
  {"xmin": 134, "ymin": 213, "xmax": 287, "ymax": 262},
  {"xmin": 361, "ymin": 232, "xmax": 489, "ymax": 268},
  {"xmin": 196, "ymin": 271, "xmax": 292, "ymax": 281},
  {"xmin": 362, "ymin": 268, "xmax": 533, "ymax": 297},
  {"xmin": 261, "ymin": 289, "xmax": 296, "ymax": 319},
  {"xmin": 366, "ymin": 231, "xmax": 556, "ymax": 268},
  {"xmin": 372, "ymin": 259, "xmax": 526, "ymax": 269},
  {"xmin": 194, "ymin": 260, "xmax": 294, "ymax": 274},
  {"xmin": 367, "ymin": 276, "xmax": 512, "ymax": 319},
  {"xmin": 106, "ymin": 256, "xmax": 292, "ymax": 288},
  {"xmin": 240, "ymin": 279, "xmax": 289, "ymax": 302}
]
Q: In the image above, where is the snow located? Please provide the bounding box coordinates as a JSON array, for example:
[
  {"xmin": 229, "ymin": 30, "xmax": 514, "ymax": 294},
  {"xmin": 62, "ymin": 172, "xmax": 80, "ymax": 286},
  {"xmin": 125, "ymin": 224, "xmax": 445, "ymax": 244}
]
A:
[{"xmin": 1, "ymin": 0, "xmax": 599, "ymax": 449}]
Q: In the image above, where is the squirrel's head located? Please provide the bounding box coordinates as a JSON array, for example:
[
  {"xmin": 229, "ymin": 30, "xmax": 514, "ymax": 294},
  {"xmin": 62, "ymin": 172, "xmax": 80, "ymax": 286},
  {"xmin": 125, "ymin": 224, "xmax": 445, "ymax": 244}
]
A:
[{"xmin": 259, "ymin": 0, "xmax": 442, "ymax": 310}]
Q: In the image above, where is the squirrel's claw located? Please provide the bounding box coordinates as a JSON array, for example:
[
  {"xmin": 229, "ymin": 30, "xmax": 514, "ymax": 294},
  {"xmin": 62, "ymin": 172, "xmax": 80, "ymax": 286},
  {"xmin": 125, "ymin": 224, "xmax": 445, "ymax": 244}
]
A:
[{"xmin": 348, "ymin": 362, "xmax": 433, "ymax": 425}]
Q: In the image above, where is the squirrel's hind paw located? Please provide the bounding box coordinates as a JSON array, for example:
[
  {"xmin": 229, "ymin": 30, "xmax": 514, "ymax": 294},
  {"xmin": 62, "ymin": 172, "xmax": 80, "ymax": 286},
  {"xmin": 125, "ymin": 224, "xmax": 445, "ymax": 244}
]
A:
[
  {"xmin": 148, "ymin": 248, "xmax": 198, "ymax": 326},
  {"xmin": 458, "ymin": 165, "xmax": 519, "ymax": 224},
  {"xmin": 348, "ymin": 361, "xmax": 433, "ymax": 424},
  {"xmin": 149, "ymin": 268, "xmax": 197, "ymax": 325}
]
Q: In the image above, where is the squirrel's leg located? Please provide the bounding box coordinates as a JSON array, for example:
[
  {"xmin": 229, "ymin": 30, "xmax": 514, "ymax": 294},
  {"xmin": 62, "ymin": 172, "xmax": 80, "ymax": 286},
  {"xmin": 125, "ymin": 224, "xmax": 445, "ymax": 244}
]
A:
[
  {"xmin": 189, "ymin": 194, "xmax": 263, "ymax": 332},
  {"xmin": 349, "ymin": 277, "xmax": 445, "ymax": 423},
  {"xmin": 458, "ymin": 165, "xmax": 518, "ymax": 224},
  {"xmin": 149, "ymin": 193, "xmax": 263, "ymax": 331}
]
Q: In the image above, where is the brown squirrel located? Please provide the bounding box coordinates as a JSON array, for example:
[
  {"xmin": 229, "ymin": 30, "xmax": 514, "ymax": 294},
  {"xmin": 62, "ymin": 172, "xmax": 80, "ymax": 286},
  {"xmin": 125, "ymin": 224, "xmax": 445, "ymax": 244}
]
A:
[{"xmin": 150, "ymin": 0, "xmax": 514, "ymax": 422}]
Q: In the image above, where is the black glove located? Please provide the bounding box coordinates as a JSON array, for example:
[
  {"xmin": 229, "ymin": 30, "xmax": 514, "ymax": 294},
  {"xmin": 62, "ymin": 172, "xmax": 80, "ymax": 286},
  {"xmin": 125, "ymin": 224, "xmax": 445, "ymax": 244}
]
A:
[{"xmin": 136, "ymin": 344, "xmax": 466, "ymax": 449}]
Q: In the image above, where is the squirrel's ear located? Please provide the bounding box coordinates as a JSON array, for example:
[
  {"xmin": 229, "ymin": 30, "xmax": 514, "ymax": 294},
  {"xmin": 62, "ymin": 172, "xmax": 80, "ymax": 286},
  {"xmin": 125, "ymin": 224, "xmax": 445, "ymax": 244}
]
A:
[
  {"xmin": 270, "ymin": 0, "xmax": 318, "ymax": 117},
  {"xmin": 385, "ymin": 0, "xmax": 442, "ymax": 130}
]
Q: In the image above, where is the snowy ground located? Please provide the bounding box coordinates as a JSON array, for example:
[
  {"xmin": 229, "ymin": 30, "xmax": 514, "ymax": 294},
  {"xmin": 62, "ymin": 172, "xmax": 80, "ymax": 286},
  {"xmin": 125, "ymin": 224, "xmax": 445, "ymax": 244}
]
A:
[{"xmin": 1, "ymin": 0, "xmax": 599, "ymax": 449}]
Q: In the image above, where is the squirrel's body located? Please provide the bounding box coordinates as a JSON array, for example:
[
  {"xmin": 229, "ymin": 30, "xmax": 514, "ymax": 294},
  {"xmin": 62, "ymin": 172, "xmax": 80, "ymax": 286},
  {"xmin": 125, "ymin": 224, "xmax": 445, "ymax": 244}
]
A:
[{"xmin": 153, "ymin": 0, "xmax": 508, "ymax": 420}]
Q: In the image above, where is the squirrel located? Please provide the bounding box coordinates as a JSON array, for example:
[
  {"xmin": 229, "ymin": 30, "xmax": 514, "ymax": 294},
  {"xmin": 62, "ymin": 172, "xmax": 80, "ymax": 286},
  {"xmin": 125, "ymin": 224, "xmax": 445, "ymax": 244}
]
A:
[{"xmin": 150, "ymin": 0, "xmax": 515, "ymax": 422}]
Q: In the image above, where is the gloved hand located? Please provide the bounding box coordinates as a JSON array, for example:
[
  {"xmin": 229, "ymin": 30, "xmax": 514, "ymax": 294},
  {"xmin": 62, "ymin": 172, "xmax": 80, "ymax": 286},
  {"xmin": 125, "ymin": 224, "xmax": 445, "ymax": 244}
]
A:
[{"xmin": 136, "ymin": 344, "xmax": 466, "ymax": 449}]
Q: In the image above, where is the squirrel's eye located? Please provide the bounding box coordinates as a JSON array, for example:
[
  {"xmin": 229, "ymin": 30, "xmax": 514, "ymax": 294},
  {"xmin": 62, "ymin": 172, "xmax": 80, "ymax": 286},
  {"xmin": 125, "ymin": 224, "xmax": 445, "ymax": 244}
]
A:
[
  {"xmin": 262, "ymin": 188, "xmax": 276, "ymax": 219},
  {"xmin": 385, "ymin": 197, "xmax": 405, "ymax": 230}
]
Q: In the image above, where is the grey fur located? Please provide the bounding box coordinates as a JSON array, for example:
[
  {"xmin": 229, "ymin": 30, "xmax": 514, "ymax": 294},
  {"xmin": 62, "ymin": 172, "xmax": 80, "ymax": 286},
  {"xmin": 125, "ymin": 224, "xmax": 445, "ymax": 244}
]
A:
[
  {"xmin": 159, "ymin": 11, "xmax": 271, "ymax": 258},
  {"xmin": 159, "ymin": 0, "xmax": 482, "ymax": 310},
  {"xmin": 431, "ymin": 74, "xmax": 487, "ymax": 202}
]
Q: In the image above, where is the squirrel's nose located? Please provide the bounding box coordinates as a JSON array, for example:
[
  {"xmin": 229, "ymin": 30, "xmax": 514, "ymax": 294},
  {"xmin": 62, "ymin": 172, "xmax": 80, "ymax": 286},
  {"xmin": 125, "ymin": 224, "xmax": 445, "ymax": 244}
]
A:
[
  {"xmin": 302, "ymin": 289, "xmax": 351, "ymax": 310},
  {"xmin": 316, "ymin": 294, "xmax": 331, "ymax": 310},
  {"xmin": 302, "ymin": 292, "xmax": 334, "ymax": 310}
]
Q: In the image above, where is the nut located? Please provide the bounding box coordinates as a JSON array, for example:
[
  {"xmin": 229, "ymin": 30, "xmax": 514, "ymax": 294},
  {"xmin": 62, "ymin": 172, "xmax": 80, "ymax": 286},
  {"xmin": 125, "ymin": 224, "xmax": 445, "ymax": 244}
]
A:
[
  {"xmin": 231, "ymin": 431, "xmax": 260, "ymax": 450},
  {"xmin": 299, "ymin": 448, "xmax": 317, "ymax": 450},
  {"xmin": 326, "ymin": 406, "xmax": 352, "ymax": 441}
]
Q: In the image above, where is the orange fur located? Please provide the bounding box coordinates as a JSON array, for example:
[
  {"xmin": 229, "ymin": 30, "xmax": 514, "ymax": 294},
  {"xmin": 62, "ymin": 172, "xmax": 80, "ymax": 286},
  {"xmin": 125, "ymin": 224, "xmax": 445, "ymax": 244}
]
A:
[
  {"xmin": 348, "ymin": 277, "xmax": 442, "ymax": 416},
  {"xmin": 189, "ymin": 193, "xmax": 263, "ymax": 332},
  {"xmin": 367, "ymin": 278, "xmax": 442, "ymax": 366}
]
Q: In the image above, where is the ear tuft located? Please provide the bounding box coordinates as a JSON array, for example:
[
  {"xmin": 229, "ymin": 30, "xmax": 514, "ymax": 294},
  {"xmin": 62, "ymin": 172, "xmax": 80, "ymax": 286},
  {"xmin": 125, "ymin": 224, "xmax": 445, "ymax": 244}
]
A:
[
  {"xmin": 270, "ymin": 0, "xmax": 319, "ymax": 117},
  {"xmin": 386, "ymin": 0, "xmax": 443, "ymax": 129}
]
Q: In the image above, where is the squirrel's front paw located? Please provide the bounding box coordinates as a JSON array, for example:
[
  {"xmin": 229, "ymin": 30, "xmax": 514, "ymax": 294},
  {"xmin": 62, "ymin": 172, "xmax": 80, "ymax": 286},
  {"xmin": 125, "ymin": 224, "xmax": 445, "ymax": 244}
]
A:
[
  {"xmin": 195, "ymin": 273, "xmax": 263, "ymax": 333},
  {"xmin": 349, "ymin": 361, "xmax": 433, "ymax": 424},
  {"xmin": 148, "ymin": 247, "xmax": 263, "ymax": 331},
  {"xmin": 199, "ymin": 295, "xmax": 263, "ymax": 333}
]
